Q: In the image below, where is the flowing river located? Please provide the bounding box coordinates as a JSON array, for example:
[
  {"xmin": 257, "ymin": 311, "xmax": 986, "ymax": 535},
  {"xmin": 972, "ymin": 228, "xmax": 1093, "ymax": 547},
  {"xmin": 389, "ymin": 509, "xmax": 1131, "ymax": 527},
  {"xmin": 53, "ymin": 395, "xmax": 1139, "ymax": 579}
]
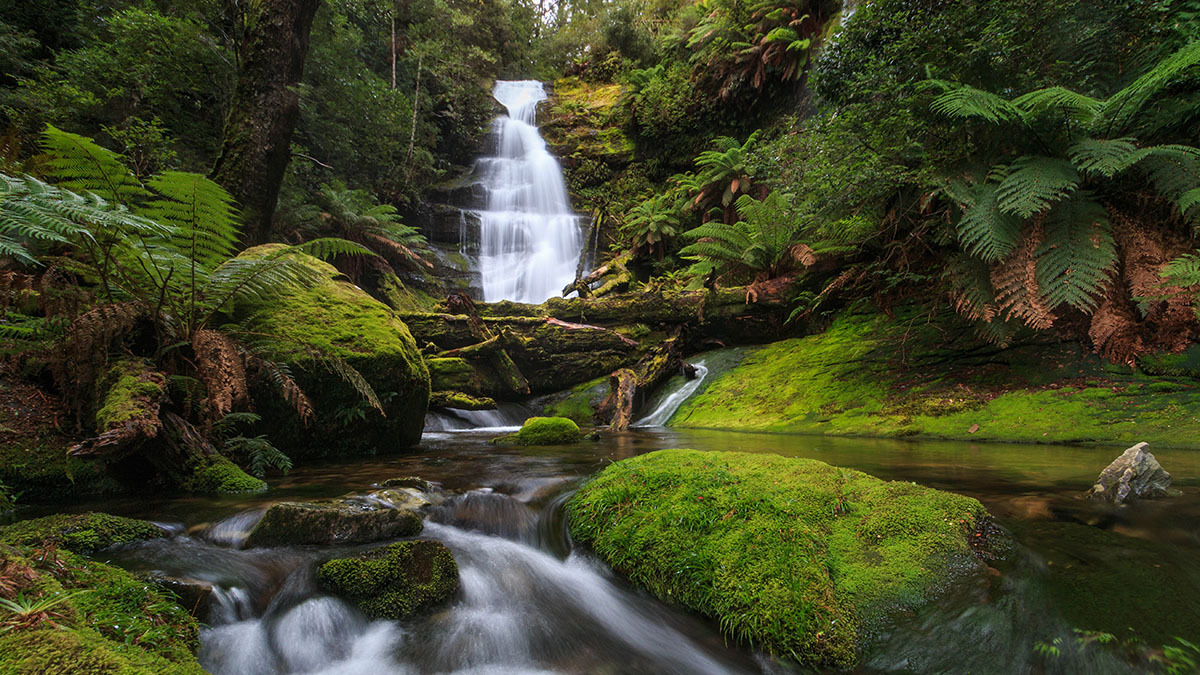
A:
[{"xmin": 46, "ymin": 427, "xmax": 1200, "ymax": 674}]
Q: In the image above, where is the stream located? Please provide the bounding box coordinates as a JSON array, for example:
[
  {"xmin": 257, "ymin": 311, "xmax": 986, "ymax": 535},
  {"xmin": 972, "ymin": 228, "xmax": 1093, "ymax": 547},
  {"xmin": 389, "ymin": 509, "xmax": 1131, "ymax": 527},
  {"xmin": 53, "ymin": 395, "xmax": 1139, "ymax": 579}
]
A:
[{"xmin": 58, "ymin": 425, "xmax": 1200, "ymax": 674}]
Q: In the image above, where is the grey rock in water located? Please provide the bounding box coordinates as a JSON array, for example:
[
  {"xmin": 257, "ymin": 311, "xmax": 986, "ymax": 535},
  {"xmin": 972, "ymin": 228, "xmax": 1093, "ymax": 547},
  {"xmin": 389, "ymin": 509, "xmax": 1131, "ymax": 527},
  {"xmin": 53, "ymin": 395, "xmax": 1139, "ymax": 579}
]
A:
[
  {"xmin": 1086, "ymin": 442, "xmax": 1174, "ymax": 504},
  {"xmin": 245, "ymin": 496, "xmax": 423, "ymax": 548}
]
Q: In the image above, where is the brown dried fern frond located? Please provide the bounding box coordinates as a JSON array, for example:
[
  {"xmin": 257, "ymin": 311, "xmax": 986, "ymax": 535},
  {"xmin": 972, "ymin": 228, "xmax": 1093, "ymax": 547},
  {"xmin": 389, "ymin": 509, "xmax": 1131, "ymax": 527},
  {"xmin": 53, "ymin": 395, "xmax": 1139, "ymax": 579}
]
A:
[
  {"xmin": 992, "ymin": 225, "xmax": 1056, "ymax": 330},
  {"xmin": 1089, "ymin": 282, "xmax": 1144, "ymax": 365},
  {"xmin": 49, "ymin": 302, "xmax": 142, "ymax": 423},
  {"xmin": 192, "ymin": 329, "xmax": 250, "ymax": 422},
  {"xmin": 249, "ymin": 357, "xmax": 314, "ymax": 423}
]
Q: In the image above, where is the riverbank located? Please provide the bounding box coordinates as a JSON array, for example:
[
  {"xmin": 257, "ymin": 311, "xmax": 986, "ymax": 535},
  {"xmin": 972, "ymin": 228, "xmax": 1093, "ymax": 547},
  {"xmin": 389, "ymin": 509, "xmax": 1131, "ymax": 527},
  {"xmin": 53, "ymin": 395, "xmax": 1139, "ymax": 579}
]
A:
[{"xmin": 669, "ymin": 310, "xmax": 1200, "ymax": 448}]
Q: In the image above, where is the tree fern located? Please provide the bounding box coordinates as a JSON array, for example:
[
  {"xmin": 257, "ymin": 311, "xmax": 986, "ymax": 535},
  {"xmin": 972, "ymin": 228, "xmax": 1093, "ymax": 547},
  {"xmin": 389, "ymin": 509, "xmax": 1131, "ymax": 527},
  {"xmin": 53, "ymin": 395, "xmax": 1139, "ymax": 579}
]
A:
[
  {"xmin": 1098, "ymin": 41, "xmax": 1200, "ymax": 136},
  {"xmin": 945, "ymin": 181, "xmax": 1022, "ymax": 262},
  {"xmin": 1012, "ymin": 87, "xmax": 1102, "ymax": 123},
  {"xmin": 926, "ymin": 81, "xmax": 1026, "ymax": 124},
  {"xmin": 143, "ymin": 172, "xmax": 240, "ymax": 270}
]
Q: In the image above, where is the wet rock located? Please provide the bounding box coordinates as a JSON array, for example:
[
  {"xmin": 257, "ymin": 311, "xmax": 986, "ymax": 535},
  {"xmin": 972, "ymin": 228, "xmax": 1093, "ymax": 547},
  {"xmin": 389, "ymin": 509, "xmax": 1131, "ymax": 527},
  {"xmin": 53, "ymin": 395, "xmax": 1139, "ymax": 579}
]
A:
[
  {"xmin": 379, "ymin": 476, "xmax": 433, "ymax": 491},
  {"xmin": 316, "ymin": 540, "xmax": 459, "ymax": 619},
  {"xmin": 0, "ymin": 512, "xmax": 165, "ymax": 554},
  {"xmin": 244, "ymin": 500, "xmax": 423, "ymax": 548},
  {"xmin": 146, "ymin": 573, "xmax": 214, "ymax": 621},
  {"xmin": 1086, "ymin": 442, "xmax": 1175, "ymax": 504}
]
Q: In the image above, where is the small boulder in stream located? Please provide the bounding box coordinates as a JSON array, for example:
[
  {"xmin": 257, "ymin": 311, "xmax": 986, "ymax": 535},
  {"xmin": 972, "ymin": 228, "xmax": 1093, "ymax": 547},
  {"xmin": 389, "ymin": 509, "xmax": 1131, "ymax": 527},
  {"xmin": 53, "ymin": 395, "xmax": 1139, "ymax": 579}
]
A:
[
  {"xmin": 245, "ymin": 498, "xmax": 423, "ymax": 548},
  {"xmin": 492, "ymin": 416, "xmax": 582, "ymax": 445},
  {"xmin": 316, "ymin": 540, "xmax": 459, "ymax": 619},
  {"xmin": 1086, "ymin": 442, "xmax": 1175, "ymax": 504}
]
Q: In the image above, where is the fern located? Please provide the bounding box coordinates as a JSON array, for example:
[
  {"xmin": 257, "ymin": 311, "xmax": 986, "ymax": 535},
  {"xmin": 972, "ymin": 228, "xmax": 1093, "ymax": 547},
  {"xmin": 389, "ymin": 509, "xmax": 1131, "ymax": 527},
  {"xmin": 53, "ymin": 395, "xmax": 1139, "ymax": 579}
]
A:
[
  {"xmin": 927, "ymin": 81, "xmax": 1026, "ymax": 124},
  {"xmin": 1034, "ymin": 197, "xmax": 1116, "ymax": 312},
  {"xmin": 40, "ymin": 125, "xmax": 148, "ymax": 206},
  {"xmin": 996, "ymin": 156, "xmax": 1080, "ymax": 218},
  {"xmin": 946, "ymin": 181, "xmax": 1022, "ymax": 262},
  {"xmin": 1098, "ymin": 41, "xmax": 1200, "ymax": 135},
  {"xmin": 1013, "ymin": 87, "xmax": 1102, "ymax": 123},
  {"xmin": 223, "ymin": 434, "xmax": 292, "ymax": 477},
  {"xmin": 144, "ymin": 172, "xmax": 240, "ymax": 270}
]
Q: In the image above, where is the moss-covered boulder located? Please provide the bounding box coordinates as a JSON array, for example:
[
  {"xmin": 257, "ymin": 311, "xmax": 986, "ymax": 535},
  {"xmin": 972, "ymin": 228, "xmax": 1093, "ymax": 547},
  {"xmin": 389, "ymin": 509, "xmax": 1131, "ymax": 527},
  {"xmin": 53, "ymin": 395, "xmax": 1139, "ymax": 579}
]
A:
[
  {"xmin": 567, "ymin": 449, "xmax": 1003, "ymax": 668},
  {"xmin": 236, "ymin": 245, "xmax": 431, "ymax": 457},
  {"xmin": 0, "ymin": 543, "xmax": 204, "ymax": 674},
  {"xmin": 316, "ymin": 540, "xmax": 458, "ymax": 619},
  {"xmin": 0, "ymin": 512, "xmax": 165, "ymax": 554},
  {"xmin": 493, "ymin": 416, "xmax": 582, "ymax": 446},
  {"xmin": 244, "ymin": 499, "xmax": 423, "ymax": 548},
  {"xmin": 533, "ymin": 376, "xmax": 608, "ymax": 425}
]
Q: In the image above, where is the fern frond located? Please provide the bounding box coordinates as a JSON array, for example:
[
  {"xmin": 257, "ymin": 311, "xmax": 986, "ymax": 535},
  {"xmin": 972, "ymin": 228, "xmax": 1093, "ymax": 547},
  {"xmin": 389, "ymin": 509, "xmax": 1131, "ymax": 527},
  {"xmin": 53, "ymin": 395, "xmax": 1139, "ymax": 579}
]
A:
[
  {"xmin": 1035, "ymin": 197, "xmax": 1116, "ymax": 312},
  {"xmin": 1098, "ymin": 41, "xmax": 1200, "ymax": 135},
  {"xmin": 996, "ymin": 156, "xmax": 1080, "ymax": 218},
  {"xmin": 1161, "ymin": 252, "xmax": 1200, "ymax": 288},
  {"xmin": 315, "ymin": 353, "xmax": 384, "ymax": 416},
  {"xmin": 40, "ymin": 125, "xmax": 148, "ymax": 205},
  {"xmin": 1013, "ymin": 87, "xmax": 1102, "ymax": 123},
  {"xmin": 929, "ymin": 83, "xmax": 1025, "ymax": 124},
  {"xmin": 144, "ymin": 172, "xmax": 240, "ymax": 270},
  {"xmin": 294, "ymin": 237, "xmax": 377, "ymax": 261},
  {"xmin": 949, "ymin": 182, "xmax": 1022, "ymax": 262},
  {"xmin": 1068, "ymin": 138, "xmax": 1149, "ymax": 177}
]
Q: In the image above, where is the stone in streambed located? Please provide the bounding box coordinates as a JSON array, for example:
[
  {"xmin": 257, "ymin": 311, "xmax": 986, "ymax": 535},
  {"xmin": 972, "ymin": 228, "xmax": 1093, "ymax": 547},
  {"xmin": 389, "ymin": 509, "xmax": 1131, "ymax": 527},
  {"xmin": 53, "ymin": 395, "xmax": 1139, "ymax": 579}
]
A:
[
  {"xmin": 244, "ymin": 499, "xmax": 423, "ymax": 548},
  {"xmin": 316, "ymin": 540, "xmax": 458, "ymax": 619},
  {"xmin": 1086, "ymin": 441, "xmax": 1176, "ymax": 504}
]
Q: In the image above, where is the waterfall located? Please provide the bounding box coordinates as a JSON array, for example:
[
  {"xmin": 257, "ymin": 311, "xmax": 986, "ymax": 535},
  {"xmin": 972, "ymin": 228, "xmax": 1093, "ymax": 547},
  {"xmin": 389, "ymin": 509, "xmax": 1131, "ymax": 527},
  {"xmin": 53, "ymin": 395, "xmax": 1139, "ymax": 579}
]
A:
[
  {"xmin": 632, "ymin": 361, "xmax": 710, "ymax": 428},
  {"xmin": 473, "ymin": 80, "xmax": 584, "ymax": 304}
]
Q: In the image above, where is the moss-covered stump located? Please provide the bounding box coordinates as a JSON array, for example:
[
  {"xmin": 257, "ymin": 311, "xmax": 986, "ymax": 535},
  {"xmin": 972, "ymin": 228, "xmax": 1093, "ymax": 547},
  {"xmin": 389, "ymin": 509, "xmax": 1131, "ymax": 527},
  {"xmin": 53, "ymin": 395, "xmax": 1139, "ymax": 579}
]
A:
[
  {"xmin": 670, "ymin": 310, "xmax": 1200, "ymax": 448},
  {"xmin": 0, "ymin": 513, "xmax": 165, "ymax": 554},
  {"xmin": 316, "ymin": 540, "xmax": 458, "ymax": 619},
  {"xmin": 493, "ymin": 416, "xmax": 582, "ymax": 446},
  {"xmin": 244, "ymin": 499, "xmax": 424, "ymax": 548},
  {"xmin": 0, "ymin": 374, "xmax": 124, "ymax": 503},
  {"xmin": 236, "ymin": 246, "xmax": 431, "ymax": 458},
  {"xmin": 567, "ymin": 449, "xmax": 1002, "ymax": 668},
  {"xmin": 0, "ymin": 543, "xmax": 204, "ymax": 674}
]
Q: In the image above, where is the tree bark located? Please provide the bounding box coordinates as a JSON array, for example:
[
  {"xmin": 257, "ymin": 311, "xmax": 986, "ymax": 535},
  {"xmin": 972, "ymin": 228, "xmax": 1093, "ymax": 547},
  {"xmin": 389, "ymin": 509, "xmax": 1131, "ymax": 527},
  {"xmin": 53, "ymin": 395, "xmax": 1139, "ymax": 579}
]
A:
[{"xmin": 211, "ymin": 0, "xmax": 322, "ymax": 245}]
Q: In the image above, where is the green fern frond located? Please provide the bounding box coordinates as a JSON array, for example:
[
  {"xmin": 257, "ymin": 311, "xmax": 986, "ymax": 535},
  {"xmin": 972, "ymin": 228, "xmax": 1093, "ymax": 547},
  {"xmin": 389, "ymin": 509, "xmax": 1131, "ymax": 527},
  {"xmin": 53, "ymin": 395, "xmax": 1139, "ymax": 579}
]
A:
[
  {"xmin": 144, "ymin": 172, "xmax": 240, "ymax": 270},
  {"xmin": 1067, "ymin": 138, "xmax": 1150, "ymax": 177},
  {"xmin": 996, "ymin": 156, "xmax": 1080, "ymax": 218},
  {"xmin": 1034, "ymin": 197, "xmax": 1116, "ymax": 312},
  {"xmin": 294, "ymin": 237, "xmax": 377, "ymax": 261},
  {"xmin": 1098, "ymin": 41, "xmax": 1200, "ymax": 135},
  {"xmin": 951, "ymin": 182, "xmax": 1022, "ymax": 262},
  {"xmin": 315, "ymin": 353, "xmax": 384, "ymax": 416},
  {"xmin": 40, "ymin": 125, "xmax": 148, "ymax": 205},
  {"xmin": 928, "ymin": 83, "xmax": 1025, "ymax": 124},
  {"xmin": 1013, "ymin": 87, "xmax": 1102, "ymax": 123},
  {"xmin": 1162, "ymin": 252, "xmax": 1200, "ymax": 288}
]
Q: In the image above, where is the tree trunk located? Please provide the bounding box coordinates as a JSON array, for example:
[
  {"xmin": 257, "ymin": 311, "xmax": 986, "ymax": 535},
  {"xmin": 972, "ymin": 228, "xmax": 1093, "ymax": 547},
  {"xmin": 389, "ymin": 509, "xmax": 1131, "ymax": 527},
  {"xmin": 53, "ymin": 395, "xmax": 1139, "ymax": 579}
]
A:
[{"xmin": 211, "ymin": 0, "xmax": 322, "ymax": 245}]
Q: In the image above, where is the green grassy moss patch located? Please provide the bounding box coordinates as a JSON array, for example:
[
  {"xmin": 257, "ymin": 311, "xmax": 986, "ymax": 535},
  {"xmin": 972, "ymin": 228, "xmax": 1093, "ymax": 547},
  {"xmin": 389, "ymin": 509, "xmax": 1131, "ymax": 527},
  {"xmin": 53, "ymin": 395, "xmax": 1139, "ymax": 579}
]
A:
[
  {"xmin": 567, "ymin": 449, "xmax": 996, "ymax": 668},
  {"xmin": 670, "ymin": 310, "xmax": 1200, "ymax": 448},
  {"xmin": 493, "ymin": 416, "xmax": 582, "ymax": 446},
  {"xmin": 0, "ymin": 513, "xmax": 165, "ymax": 554}
]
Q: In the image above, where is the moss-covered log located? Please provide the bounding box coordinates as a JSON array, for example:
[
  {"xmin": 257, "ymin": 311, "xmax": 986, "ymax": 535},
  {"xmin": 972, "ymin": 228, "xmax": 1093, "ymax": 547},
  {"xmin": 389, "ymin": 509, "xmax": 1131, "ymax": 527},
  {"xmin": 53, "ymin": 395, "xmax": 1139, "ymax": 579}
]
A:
[{"xmin": 68, "ymin": 360, "xmax": 166, "ymax": 460}]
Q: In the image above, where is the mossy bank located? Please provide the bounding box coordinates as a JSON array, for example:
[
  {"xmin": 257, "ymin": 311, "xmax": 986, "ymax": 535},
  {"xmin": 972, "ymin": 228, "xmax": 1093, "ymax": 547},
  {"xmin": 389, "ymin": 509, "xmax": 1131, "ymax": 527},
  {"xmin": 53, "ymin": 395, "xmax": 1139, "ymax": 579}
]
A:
[
  {"xmin": 670, "ymin": 310, "xmax": 1200, "ymax": 448},
  {"xmin": 567, "ymin": 449, "xmax": 1000, "ymax": 668},
  {"xmin": 0, "ymin": 514, "xmax": 204, "ymax": 674}
]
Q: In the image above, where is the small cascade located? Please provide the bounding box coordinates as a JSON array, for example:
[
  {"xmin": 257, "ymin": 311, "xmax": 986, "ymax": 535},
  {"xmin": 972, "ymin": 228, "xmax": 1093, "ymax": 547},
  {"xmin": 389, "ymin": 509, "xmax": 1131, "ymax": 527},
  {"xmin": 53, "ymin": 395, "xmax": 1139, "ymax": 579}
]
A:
[
  {"xmin": 633, "ymin": 361, "xmax": 710, "ymax": 428},
  {"xmin": 472, "ymin": 80, "xmax": 584, "ymax": 304},
  {"xmin": 424, "ymin": 402, "xmax": 531, "ymax": 433}
]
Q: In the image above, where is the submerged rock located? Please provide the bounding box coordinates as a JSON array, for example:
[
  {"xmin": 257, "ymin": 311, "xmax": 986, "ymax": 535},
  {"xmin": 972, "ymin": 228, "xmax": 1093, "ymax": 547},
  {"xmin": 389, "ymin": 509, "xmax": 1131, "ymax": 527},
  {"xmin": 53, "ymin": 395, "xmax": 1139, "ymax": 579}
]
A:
[
  {"xmin": 316, "ymin": 540, "xmax": 459, "ymax": 619},
  {"xmin": 492, "ymin": 416, "xmax": 582, "ymax": 446},
  {"xmin": 567, "ymin": 449, "xmax": 1007, "ymax": 669},
  {"xmin": 244, "ymin": 499, "xmax": 423, "ymax": 548},
  {"xmin": 1086, "ymin": 442, "xmax": 1175, "ymax": 504}
]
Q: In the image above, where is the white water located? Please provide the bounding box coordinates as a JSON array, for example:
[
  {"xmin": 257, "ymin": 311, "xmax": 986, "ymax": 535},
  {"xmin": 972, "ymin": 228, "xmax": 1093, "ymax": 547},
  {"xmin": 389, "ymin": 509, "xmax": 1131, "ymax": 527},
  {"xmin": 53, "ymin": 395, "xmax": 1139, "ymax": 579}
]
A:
[
  {"xmin": 633, "ymin": 361, "xmax": 710, "ymax": 428},
  {"xmin": 474, "ymin": 80, "xmax": 584, "ymax": 304}
]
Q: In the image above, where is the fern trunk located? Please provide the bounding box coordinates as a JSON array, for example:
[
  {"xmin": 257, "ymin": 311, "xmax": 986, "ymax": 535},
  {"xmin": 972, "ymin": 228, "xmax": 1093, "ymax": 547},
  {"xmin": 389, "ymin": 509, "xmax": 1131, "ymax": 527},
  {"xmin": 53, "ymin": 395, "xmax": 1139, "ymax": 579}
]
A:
[{"xmin": 210, "ymin": 0, "xmax": 321, "ymax": 245}]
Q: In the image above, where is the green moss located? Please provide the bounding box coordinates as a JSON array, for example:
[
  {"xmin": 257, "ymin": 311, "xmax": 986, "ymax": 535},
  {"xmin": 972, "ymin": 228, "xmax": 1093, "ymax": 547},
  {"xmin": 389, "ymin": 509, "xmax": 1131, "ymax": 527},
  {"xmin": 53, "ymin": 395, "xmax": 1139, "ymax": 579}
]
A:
[
  {"xmin": 93, "ymin": 361, "xmax": 165, "ymax": 431},
  {"xmin": 245, "ymin": 500, "xmax": 423, "ymax": 548},
  {"xmin": 379, "ymin": 272, "xmax": 440, "ymax": 313},
  {"xmin": 429, "ymin": 390, "xmax": 497, "ymax": 410},
  {"xmin": 567, "ymin": 449, "xmax": 994, "ymax": 668},
  {"xmin": 0, "ymin": 545, "xmax": 203, "ymax": 674},
  {"xmin": 0, "ymin": 513, "xmax": 165, "ymax": 554},
  {"xmin": 183, "ymin": 457, "xmax": 266, "ymax": 494},
  {"xmin": 671, "ymin": 310, "xmax": 1200, "ymax": 448},
  {"xmin": 236, "ymin": 246, "xmax": 431, "ymax": 456},
  {"xmin": 541, "ymin": 376, "xmax": 608, "ymax": 425},
  {"xmin": 316, "ymin": 540, "xmax": 459, "ymax": 619},
  {"xmin": 493, "ymin": 416, "xmax": 582, "ymax": 446}
]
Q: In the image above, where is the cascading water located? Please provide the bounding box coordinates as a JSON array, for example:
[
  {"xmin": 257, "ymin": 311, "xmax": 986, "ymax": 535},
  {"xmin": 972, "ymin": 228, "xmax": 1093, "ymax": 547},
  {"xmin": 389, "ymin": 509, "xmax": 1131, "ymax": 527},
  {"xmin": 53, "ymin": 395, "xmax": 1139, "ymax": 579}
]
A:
[
  {"xmin": 633, "ymin": 361, "xmax": 710, "ymax": 427},
  {"xmin": 474, "ymin": 80, "xmax": 584, "ymax": 304}
]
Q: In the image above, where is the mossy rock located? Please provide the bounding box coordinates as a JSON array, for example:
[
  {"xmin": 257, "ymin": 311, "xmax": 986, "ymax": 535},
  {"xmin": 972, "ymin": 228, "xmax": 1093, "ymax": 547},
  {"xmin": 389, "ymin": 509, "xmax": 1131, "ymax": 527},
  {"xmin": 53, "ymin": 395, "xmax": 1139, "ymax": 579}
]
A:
[
  {"xmin": 567, "ymin": 449, "xmax": 1002, "ymax": 669},
  {"xmin": 236, "ymin": 246, "xmax": 431, "ymax": 458},
  {"xmin": 534, "ymin": 376, "xmax": 608, "ymax": 426},
  {"xmin": 0, "ymin": 512, "xmax": 165, "ymax": 554},
  {"xmin": 244, "ymin": 499, "xmax": 423, "ymax": 548},
  {"xmin": 316, "ymin": 540, "xmax": 458, "ymax": 620},
  {"xmin": 0, "ymin": 544, "xmax": 204, "ymax": 674},
  {"xmin": 493, "ymin": 416, "xmax": 582, "ymax": 446},
  {"xmin": 182, "ymin": 456, "xmax": 266, "ymax": 494}
]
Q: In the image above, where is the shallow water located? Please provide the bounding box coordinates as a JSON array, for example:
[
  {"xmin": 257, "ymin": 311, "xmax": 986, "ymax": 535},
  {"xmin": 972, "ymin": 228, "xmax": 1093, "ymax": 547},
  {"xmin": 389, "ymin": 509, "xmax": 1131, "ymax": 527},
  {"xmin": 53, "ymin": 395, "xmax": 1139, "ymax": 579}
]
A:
[{"xmin": 50, "ymin": 429, "xmax": 1200, "ymax": 673}]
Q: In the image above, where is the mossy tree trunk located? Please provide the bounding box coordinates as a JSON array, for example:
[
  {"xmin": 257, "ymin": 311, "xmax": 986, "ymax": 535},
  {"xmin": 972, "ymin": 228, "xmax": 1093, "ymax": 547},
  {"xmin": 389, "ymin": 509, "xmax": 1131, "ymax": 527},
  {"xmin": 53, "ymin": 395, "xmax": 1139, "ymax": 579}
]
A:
[{"xmin": 210, "ymin": 0, "xmax": 322, "ymax": 244}]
